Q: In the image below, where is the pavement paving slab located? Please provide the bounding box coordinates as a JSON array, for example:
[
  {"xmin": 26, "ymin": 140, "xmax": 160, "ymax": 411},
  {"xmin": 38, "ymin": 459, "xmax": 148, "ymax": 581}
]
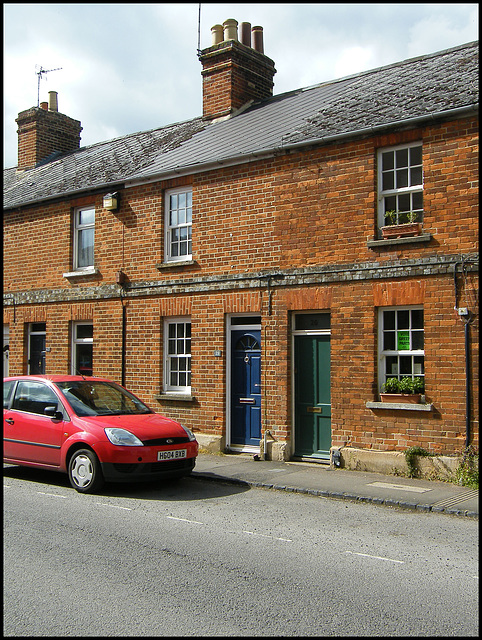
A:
[{"xmin": 192, "ymin": 453, "xmax": 478, "ymax": 518}]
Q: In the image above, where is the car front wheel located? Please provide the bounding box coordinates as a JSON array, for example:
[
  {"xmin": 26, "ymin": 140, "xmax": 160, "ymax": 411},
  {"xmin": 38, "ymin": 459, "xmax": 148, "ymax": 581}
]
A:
[{"xmin": 68, "ymin": 449, "xmax": 104, "ymax": 493}]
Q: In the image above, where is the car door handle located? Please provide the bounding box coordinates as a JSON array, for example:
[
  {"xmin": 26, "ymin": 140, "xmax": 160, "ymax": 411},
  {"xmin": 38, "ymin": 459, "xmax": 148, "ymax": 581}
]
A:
[{"xmin": 5, "ymin": 418, "xmax": 14, "ymax": 424}]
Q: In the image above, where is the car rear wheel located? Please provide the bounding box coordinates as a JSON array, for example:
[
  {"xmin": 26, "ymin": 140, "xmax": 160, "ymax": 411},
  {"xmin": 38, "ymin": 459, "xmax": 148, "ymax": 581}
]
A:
[{"xmin": 68, "ymin": 449, "xmax": 104, "ymax": 493}]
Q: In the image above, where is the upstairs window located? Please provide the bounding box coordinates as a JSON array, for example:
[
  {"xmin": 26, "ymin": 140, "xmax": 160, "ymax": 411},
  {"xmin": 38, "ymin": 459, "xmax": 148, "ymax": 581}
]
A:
[
  {"xmin": 74, "ymin": 206, "xmax": 95, "ymax": 270},
  {"xmin": 378, "ymin": 143, "xmax": 423, "ymax": 231},
  {"xmin": 165, "ymin": 188, "xmax": 192, "ymax": 262}
]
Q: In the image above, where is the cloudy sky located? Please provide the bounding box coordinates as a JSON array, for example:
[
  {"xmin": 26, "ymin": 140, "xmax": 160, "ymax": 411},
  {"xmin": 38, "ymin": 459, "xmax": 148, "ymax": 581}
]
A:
[{"xmin": 3, "ymin": 3, "xmax": 478, "ymax": 168}]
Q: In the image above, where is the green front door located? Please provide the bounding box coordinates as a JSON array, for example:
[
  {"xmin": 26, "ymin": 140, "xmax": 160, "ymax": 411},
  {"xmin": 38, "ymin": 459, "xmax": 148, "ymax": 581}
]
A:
[{"xmin": 294, "ymin": 335, "xmax": 331, "ymax": 459}]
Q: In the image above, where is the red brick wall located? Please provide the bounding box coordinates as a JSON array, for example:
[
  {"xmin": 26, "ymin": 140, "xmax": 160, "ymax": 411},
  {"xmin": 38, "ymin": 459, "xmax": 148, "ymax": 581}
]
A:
[
  {"xmin": 3, "ymin": 279, "xmax": 478, "ymax": 453},
  {"xmin": 4, "ymin": 117, "xmax": 477, "ymax": 291},
  {"xmin": 3, "ymin": 115, "xmax": 478, "ymax": 454}
]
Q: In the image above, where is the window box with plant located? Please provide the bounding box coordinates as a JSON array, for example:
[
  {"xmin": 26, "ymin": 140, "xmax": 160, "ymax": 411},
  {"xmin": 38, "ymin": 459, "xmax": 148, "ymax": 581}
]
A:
[
  {"xmin": 381, "ymin": 209, "xmax": 423, "ymax": 239},
  {"xmin": 380, "ymin": 376, "xmax": 425, "ymax": 404}
]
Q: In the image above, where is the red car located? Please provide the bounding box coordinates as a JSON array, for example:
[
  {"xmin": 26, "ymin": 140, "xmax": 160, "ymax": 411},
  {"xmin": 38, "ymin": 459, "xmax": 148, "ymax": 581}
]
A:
[{"xmin": 3, "ymin": 375, "xmax": 198, "ymax": 493}]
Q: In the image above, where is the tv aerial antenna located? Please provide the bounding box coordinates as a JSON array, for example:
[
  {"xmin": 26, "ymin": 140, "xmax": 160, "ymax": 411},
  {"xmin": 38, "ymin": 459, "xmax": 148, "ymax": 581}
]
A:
[
  {"xmin": 197, "ymin": 3, "xmax": 202, "ymax": 56},
  {"xmin": 35, "ymin": 65, "xmax": 62, "ymax": 107}
]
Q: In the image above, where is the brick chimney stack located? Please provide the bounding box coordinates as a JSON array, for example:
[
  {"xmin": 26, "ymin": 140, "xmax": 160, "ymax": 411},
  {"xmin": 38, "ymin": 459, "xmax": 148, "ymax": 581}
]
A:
[
  {"xmin": 15, "ymin": 91, "xmax": 82, "ymax": 170},
  {"xmin": 199, "ymin": 19, "xmax": 276, "ymax": 120}
]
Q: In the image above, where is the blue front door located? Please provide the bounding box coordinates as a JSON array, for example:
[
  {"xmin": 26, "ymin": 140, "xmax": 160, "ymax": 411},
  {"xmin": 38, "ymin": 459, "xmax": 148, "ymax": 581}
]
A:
[{"xmin": 231, "ymin": 330, "xmax": 261, "ymax": 446}]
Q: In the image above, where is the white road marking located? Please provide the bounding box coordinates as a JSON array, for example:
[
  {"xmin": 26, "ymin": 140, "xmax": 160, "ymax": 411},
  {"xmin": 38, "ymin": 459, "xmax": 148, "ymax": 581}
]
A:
[
  {"xmin": 167, "ymin": 516, "xmax": 204, "ymax": 525},
  {"xmin": 96, "ymin": 502, "xmax": 132, "ymax": 511},
  {"xmin": 37, "ymin": 491, "xmax": 67, "ymax": 499},
  {"xmin": 367, "ymin": 481, "xmax": 431, "ymax": 493},
  {"xmin": 345, "ymin": 550, "xmax": 404, "ymax": 564},
  {"xmin": 243, "ymin": 530, "xmax": 292, "ymax": 542}
]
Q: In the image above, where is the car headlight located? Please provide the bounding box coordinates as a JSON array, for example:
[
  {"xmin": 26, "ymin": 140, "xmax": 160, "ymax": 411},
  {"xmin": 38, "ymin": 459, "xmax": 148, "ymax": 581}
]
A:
[
  {"xmin": 105, "ymin": 428, "xmax": 144, "ymax": 446},
  {"xmin": 181, "ymin": 425, "xmax": 197, "ymax": 441}
]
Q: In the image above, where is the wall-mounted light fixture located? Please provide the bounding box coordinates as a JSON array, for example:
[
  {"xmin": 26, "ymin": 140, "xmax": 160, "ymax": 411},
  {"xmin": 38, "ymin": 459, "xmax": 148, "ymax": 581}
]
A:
[{"xmin": 103, "ymin": 192, "xmax": 119, "ymax": 210}]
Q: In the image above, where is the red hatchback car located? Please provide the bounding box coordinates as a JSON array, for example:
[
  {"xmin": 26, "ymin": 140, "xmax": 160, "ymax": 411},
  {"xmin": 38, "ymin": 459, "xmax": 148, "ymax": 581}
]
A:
[{"xmin": 3, "ymin": 375, "xmax": 198, "ymax": 493}]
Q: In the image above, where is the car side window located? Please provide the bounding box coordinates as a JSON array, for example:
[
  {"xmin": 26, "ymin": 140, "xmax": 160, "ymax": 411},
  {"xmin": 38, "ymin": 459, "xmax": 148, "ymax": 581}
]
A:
[
  {"xmin": 3, "ymin": 380, "xmax": 15, "ymax": 408},
  {"xmin": 12, "ymin": 381, "xmax": 61, "ymax": 416}
]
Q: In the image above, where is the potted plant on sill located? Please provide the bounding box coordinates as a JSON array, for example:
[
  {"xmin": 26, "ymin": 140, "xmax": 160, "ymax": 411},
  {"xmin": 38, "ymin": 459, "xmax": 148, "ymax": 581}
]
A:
[
  {"xmin": 381, "ymin": 210, "xmax": 423, "ymax": 239},
  {"xmin": 380, "ymin": 376, "xmax": 425, "ymax": 404}
]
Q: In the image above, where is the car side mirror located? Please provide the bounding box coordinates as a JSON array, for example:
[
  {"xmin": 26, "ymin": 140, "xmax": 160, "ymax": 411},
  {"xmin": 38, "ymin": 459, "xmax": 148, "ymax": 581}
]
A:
[{"xmin": 44, "ymin": 405, "xmax": 63, "ymax": 420}]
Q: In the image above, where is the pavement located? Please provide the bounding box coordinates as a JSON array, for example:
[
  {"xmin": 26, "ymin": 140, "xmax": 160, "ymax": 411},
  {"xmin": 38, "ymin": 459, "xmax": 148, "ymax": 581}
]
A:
[{"xmin": 192, "ymin": 452, "xmax": 478, "ymax": 518}]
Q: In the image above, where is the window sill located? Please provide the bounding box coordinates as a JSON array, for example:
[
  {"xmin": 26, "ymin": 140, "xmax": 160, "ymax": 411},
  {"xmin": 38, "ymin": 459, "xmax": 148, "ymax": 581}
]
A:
[
  {"xmin": 156, "ymin": 260, "xmax": 197, "ymax": 270},
  {"xmin": 367, "ymin": 233, "xmax": 432, "ymax": 249},
  {"xmin": 366, "ymin": 401, "xmax": 433, "ymax": 412},
  {"xmin": 63, "ymin": 267, "xmax": 100, "ymax": 279},
  {"xmin": 156, "ymin": 393, "xmax": 195, "ymax": 402}
]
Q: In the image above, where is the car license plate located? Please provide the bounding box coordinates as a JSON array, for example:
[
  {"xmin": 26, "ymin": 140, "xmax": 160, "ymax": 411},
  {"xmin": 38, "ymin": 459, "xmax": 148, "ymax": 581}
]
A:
[{"xmin": 157, "ymin": 449, "xmax": 187, "ymax": 461}]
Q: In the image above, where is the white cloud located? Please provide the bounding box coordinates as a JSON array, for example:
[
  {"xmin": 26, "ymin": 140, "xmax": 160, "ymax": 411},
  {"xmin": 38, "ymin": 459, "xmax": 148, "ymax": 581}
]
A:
[
  {"xmin": 334, "ymin": 46, "xmax": 376, "ymax": 78},
  {"xmin": 3, "ymin": 3, "xmax": 478, "ymax": 168},
  {"xmin": 407, "ymin": 6, "xmax": 479, "ymax": 57}
]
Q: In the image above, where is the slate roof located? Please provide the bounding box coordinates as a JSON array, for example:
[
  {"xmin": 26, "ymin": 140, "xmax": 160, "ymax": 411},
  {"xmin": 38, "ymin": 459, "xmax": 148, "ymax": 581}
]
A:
[{"xmin": 3, "ymin": 41, "xmax": 478, "ymax": 210}]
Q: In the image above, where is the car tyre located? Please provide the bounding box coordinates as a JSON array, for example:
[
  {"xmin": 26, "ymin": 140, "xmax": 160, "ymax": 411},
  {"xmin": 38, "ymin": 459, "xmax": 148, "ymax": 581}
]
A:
[{"xmin": 68, "ymin": 449, "xmax": 104, "ymax": 493}]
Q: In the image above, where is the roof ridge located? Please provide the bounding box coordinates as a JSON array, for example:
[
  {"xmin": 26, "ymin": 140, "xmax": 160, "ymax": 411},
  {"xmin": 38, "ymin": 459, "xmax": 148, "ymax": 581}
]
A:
[
  {"xmin": 4, "ymin": 40, "xmax": 477, "ymax": 208},
  {"xmin": 273, "ymin": 40, "xmax": 479, "ymax": 99},
  {"xmin": 78, "ymin": 114, "xmax": 207, "ymax": 153}
]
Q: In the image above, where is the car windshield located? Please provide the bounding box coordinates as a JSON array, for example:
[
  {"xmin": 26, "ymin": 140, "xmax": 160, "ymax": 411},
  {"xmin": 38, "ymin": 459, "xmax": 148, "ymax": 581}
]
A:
[{"xmin": 56, "ymin": 381, "xmax": 153, "ymax": 417}]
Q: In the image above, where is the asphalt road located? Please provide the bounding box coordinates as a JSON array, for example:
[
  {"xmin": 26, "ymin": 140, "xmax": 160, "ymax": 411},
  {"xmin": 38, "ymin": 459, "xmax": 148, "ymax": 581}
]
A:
[{"xmin": 3, "ymin": 466, "xmax": 479, "ymax": 636}]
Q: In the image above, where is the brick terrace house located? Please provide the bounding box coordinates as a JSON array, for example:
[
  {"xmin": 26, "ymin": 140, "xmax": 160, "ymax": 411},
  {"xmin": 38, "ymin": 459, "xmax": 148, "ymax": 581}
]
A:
[{"xmin": 3, "ymin": 21, "xmax": 479, "ymax": 469}]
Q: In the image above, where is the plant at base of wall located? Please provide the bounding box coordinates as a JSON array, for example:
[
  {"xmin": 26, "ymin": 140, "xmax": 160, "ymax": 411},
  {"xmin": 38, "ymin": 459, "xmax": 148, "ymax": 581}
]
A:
[
  {"xmin": 404, "ymin": 445, "xmax": 433, "ymax": 478},
  {"xmin": 454, "ymin": 445, "xmax": 479, "ymax": 489}
]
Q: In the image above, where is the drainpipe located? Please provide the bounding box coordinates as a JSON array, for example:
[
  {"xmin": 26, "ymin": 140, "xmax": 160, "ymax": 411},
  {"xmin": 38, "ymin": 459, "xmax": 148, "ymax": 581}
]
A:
[
  {"xmin": 121, "ymin": 302, "xmax": 127, "ymax": 387},
  {"xmin": 267, "ymin": 276, "xmax": 273, "ymax": 316},
  {"xmin": 464, "ymin": 316, "xmax": 471, "ymax": 449},
  {"xmin": 4, "ymin": 294, "xmax": 16, "ymax": 323},
  {"xmin": 453, "ymin": 259, "xmax": 475, "ymax": 450},
  {"xmin": 119, "ymin": 286, "xmax": 127, "ymax": 387}
]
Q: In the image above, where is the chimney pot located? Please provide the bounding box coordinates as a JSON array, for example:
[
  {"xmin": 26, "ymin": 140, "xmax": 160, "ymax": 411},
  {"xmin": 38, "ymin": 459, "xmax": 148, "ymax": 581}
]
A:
[
  {"xmin": 40, "ymin": 102, "xmax": 48, "ymax": 111},
  {"xmin": 223, "ymin": 18, "xmax": 238, "ymax": 41},
  {"xmin": 211, "ymin": 24, "xmax": 223, "ymax": 45},
  {"xmin": 252, "ymin": 26, "xmax": 264, "ymax": 53},
  {"xmin": 240, "ymin": 22, "xmax": 251, "ymax": 46},
  {"xmin": 48, "ymin": 91, "xmax": 58, "ymax": 112}
]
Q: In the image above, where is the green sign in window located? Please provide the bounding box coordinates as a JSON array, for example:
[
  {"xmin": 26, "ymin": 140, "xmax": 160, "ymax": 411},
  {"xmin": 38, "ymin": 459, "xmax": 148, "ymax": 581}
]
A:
[{"xmin": 397, "ymin": 331, "xmax": 410, "ymax": 350}]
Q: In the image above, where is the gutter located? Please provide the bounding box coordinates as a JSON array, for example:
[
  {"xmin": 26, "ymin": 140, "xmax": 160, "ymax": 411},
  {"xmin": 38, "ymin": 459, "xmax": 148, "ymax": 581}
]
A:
[
  {"xmin": 5, "ymin": 104, "xmax": 478, "ymax": 209},
  {"xmin": 124, "ymin": 103, "xmax": 479, "ymax": 188},
  {"xmin": 3, "ymin": 181, "xmax": 126, "ymax": 213}
]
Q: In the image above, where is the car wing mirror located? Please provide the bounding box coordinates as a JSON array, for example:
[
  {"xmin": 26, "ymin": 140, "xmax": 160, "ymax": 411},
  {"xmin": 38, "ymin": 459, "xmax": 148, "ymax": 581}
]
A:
[{"xmin": 44, "ymin": 405, "xmax": 63, "ymax": 420}]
